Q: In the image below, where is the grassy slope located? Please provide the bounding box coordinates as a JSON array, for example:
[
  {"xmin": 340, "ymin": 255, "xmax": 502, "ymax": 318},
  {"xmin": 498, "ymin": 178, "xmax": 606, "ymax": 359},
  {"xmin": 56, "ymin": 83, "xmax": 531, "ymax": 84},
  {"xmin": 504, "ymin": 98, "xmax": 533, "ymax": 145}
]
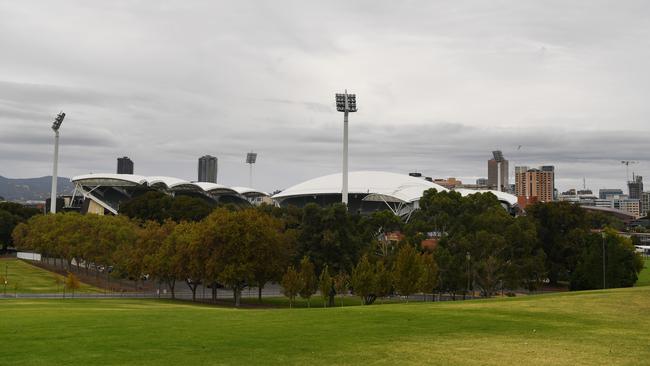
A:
[
  {"xmin": 636, "ymin": 258, "xmax": 650, "ymax": 287},
  {"xmin": 0, "ymin": 258, "xmax": 101, "ymax": 294},
  {"xmin": 1, "ymin": 286, "xmax": 649, "ymax": 366}
]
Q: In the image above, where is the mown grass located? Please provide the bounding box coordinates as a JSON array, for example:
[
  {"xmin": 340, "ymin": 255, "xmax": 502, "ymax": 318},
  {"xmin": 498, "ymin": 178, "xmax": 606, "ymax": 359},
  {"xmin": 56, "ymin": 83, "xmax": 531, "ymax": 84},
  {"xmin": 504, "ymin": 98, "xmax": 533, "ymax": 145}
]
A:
[
  {"xmin": 0, "ymin": 258, "xmax": 101, "ymax": 294},
  {"xmin": 636, "ymin": 258, "xmax": 650, "ymax": 287},
  {"xmin": 1, "ymin": 286, "xmax": 649, "ymax": 365}
]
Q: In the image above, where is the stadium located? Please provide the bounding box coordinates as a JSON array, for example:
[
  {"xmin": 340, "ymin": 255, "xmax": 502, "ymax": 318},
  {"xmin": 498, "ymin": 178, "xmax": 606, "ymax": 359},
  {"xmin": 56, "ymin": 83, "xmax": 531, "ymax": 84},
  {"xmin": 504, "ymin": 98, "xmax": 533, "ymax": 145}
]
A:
[
  {"xmin": 272, "ymin": 171, "xmax": 518, "ymax": 219},
  {"xmin": 69, "ymin": 171, "xmax": 517, "ymax": 218},
  {"xmin": 70, "ymin": 173, "xmax": 269, "ymax": 215}
]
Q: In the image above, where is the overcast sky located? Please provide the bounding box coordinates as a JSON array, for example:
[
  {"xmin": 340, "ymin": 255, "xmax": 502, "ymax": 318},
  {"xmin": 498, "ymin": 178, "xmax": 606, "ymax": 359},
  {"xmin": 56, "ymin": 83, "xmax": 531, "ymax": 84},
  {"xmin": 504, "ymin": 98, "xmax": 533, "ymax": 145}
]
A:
[{"xmin": 1, "ymin": 0, "xmax": 649, "ymax": 193}]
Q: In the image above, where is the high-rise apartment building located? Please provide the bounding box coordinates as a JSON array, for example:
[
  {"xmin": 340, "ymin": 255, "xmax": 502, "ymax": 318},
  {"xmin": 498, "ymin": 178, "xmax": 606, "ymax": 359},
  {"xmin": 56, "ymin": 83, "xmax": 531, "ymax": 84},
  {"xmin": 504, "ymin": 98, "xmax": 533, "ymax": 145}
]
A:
[
  {"xmin": 599, "ymin": 188, "xmax": 623, "ymax": 199},
  {"xmin": 117, "ymin": 157, "xmax": 134, "ymax": 174},
  {"xmin": 641, "ymin": 192, "xmax": 650, "ymax": 217},
  {"xmin": 628, "ymin": 174, "xmax": 643, "ymax": 199},
  {"xmin": 515, "ymin": 165, "xmax": 555, "ymax": 203},
  {"xmin": 487, "ymin": 151, "xmax": 509, "ymax": 192},
  {"xmin": 198, "ymin": 155, "xmax": 218, "ymax": 183}
]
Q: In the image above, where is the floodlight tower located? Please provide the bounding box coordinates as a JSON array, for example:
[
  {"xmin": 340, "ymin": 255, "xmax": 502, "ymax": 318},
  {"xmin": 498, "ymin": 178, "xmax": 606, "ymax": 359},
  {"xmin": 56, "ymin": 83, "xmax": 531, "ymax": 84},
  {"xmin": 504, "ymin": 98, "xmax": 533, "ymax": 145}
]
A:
[
  {"xmin": 246, "ymin": 152, "xmax": 257, "ymax": 188},
  {"xmin": 492, "ymin": 150, "xmax": 504, "ymax": 192},
  {"xmin": 335, "ymin": 90, "xmax": 357, "ymax": 206},
  {"xmin": 50, "ymin": 111, "xmax": 66, "ymax": 214}
]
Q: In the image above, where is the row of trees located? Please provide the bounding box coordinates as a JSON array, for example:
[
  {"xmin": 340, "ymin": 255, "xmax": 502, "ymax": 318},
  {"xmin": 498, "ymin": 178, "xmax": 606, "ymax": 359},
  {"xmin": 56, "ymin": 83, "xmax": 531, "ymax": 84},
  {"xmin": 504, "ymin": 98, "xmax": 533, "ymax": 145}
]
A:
[
  {"xmin": 13, "ymin": 208, "xmax": 294, "ymax": 306},
  {"xmin": 11, "ymin": 189, "xmax": 644, "ymax": 307}
]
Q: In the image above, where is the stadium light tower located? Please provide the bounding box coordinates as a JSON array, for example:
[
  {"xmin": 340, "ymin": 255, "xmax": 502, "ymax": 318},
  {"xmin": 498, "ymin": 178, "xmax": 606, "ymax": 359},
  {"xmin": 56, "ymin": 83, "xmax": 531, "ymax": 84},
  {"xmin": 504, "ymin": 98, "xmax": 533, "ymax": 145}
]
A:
[
  {"xmin": 50, "ymin": 111, "xmax": 66, "ymax": 214},
  {"xmin": 246, "ymin": 152, "xmax": 257, "ymax": 187},
  {"xmin": 492, "ymin": 150, "xmax": 504, "ymax": 192},
  {"xmin": 335, "ymin": 90, "xmax": 357, "ymax": 206}
]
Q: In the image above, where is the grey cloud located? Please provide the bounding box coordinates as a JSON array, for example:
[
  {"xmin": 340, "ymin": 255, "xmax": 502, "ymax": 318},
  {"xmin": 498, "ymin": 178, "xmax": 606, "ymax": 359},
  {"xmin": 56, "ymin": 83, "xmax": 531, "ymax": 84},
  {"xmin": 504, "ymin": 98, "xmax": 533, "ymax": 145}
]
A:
[{"xmin": 1, "ymin": 0, "xmax": 650, "ymax": 193}]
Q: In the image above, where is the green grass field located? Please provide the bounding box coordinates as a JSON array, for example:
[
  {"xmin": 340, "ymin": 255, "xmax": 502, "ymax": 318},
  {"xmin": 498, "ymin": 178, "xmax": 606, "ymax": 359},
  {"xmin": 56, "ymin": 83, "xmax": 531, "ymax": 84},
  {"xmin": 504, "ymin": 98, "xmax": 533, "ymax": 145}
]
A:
[
  {"xmin": 0, "ymin": 258, "xmax": 101, "ymax": 294},
  {"xmin": 1, "ymin": 286, "xmax": 649, "ymax": 365}
]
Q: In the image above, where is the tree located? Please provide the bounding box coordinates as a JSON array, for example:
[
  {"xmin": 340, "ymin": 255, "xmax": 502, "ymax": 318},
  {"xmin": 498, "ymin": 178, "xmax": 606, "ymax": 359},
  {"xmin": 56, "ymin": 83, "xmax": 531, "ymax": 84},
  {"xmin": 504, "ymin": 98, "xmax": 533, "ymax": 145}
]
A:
[
  {"xmin": 65, "ymin": 272, "xmax": 81, "ymax": 297},
  {"xmin": 393, "ymin": 245, "xmax": 423, "ymax": 301},
  {"xmin": 298, "ymin": 256, "xmax": 317, "ymax": 307},
  {"xmin": 418, "ymin": 253, "xmax": 438, "ymax": 301},
  {"xmin": 318, "ymin": 265, "xmax": 333, "ymax": 307},
  {"xmin": 204, "ymin": 209, "xmax": 292, "ymax": 307},
  {"xmin": 152, "ymin": 221, "xmax": 183, "ymax": 299},
  {"xmin": 351, "ymin": 254, "xmax": 376, "ymax": 305},
  {"xmin": 374, "ymin": 260, "xmax": 393, "ymax": 302},
  {"xmin": 298, "ymin": 203, "xmax": 367, "ymax": 275},
  {"xmin": 570, "ymin": 230, "xmax": 644, "ymax": 290},
  {"xmin": 333, "ymin": 272, "xmax": 349, "ymax": 307},
  {"xmin": 526, "ymin": 202, "xmax": 590, "ymax": 284},
  {"xmin": 172, "ymin": 222, "xmax": 205, "ymax": 302},
  {"xmin": 120, "ymin": 191, "xmax": 215, "ymax": 223},
  {"xmin": 0, "ymin": 202, "xmax": 40, "ymax": 253},
  {"xmin": 281, "ymin": 266, "xmax": 302, "ymax": 308}
]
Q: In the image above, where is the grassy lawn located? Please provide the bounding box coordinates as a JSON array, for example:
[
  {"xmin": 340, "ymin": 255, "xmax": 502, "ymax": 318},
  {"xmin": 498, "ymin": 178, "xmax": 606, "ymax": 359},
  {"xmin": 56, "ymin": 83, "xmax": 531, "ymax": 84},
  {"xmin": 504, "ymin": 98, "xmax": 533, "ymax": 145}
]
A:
[
  {"xmin": 635, "ymin": 258, "xmax": 650, "ymax": 287},
  {"xmin": 0, "ymin": 258, "xmax": 102, "ymax": 294},
  {"xmin": 1, "ymin": 286, "xmax": 649, "ymax": 365}
]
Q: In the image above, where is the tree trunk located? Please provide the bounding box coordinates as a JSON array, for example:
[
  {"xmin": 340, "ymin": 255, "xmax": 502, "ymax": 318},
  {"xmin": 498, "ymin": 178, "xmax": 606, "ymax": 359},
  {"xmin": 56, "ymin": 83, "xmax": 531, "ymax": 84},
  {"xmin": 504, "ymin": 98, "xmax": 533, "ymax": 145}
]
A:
[
  {"xmin": 167, "ymin": 279, "xmax": 176, "ymax": 299},
  {"xmin": 233, "ymin": 287, "xmax": 241, "ymax": 307},
  {"xmin": 258, "ymin": 284, "xmax": 263, "ymax": 303}
]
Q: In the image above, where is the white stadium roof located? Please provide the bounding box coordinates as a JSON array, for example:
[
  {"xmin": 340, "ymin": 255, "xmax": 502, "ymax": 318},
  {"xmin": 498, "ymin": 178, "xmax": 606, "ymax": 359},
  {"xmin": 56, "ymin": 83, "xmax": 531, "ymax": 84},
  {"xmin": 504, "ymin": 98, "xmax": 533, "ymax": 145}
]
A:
[
  {"xmin": 273, "ymin": 171, "xmax": 448, "ymax": 203},
  {"xmin": 71, "ymin": 174, "xmax": 268, "ymax": 196}
]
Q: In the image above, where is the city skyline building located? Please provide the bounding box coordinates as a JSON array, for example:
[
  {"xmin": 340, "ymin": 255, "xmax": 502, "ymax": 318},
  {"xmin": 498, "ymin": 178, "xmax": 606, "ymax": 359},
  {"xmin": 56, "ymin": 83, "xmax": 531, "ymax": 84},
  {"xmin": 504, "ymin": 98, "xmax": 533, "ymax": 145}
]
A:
[
  {"xmin": 628, "ymin": 174, "xmax": 643, "ymax": 200},
  {"xmin": 599, "ymin": 188, "xmax": 624, "ymax": 200},
  {"xmin": 198, "ymin": 155, "xmax": 218, "ymax": 183},
  {"xmin": 515, "ymin": 165, "xmax": 555, "ymax": 203},
  {"xmin": 117, "ymin": 156, "xmax": 134, "ymax": 174}
]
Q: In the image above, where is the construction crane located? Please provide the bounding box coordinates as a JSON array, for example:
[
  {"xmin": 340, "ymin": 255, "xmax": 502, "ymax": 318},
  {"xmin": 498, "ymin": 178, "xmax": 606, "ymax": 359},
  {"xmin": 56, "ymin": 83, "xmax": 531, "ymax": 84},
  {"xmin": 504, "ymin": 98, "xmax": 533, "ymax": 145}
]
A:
[{"xmin": 621, "ymin": 161, "xmax": 638, "ymax": 182}]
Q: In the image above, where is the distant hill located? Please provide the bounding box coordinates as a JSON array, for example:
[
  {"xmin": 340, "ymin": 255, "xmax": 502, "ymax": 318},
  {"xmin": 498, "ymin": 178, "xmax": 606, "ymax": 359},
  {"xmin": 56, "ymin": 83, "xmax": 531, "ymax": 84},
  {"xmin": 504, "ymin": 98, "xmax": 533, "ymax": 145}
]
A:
[{"xmin": 0, "ymin": 175, "xmax": 74, "ymax": 202}]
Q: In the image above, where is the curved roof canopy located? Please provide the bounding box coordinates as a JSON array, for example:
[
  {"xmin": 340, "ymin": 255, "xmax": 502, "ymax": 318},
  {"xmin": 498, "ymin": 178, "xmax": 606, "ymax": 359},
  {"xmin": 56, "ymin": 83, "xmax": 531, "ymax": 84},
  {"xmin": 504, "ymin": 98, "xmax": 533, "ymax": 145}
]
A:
[
  {"xmin": 273, "ymin": 171, "xmax": 448, "ymax": 203},
  {"xmin": 71, "ymin": 173, "xmax": 148, "ymax": 187},
  {"xmin": 453, "ymin": 188, "xmax": 518, "ymax": 206},
  {"xmin": 231, "ymin": 186, "xmax": 270, "ymax": 198},
  {"xmin": 71, "ymin": 174, "xmax": 243, "ymax": 196}
]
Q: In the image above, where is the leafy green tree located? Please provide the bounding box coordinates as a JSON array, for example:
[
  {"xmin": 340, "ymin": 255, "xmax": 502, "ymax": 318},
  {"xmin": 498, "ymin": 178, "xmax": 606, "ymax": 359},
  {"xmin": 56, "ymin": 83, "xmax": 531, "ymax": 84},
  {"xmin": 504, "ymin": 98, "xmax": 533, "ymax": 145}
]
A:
[
  {"xmin": 169, "ymin": 222, "xmax": 205, "ymax": 302},
  {"xmin": 393, "ymin": 245, "xmax": 423, "ymax": 301},
  {"xmin": 120, "ymin": 191, "xmax": 215, "ymax": 223},
  {"xmin": 204, "ymin": 209, "xmax": 291, "ymax": 307},
  {"xmin": 351, "ymin": 254, "xmax": 376, "ymax": 305},
  {"xmin": 281, "ymin": 266, "xmax": 302, "ymax": 308},
  {"xmin": 298, "ymin": 203, "xmax": 367, "ymax": 275},
  {"xmin": 570, "ymin": 230, "xmax": 644, "ymax": 290},
  {"xmin": 318, "ymin": 265, "xmax": 333, "ymax": 307},
  {"xmin": 418, "ymin": 253, "xmax": 438, "ymax": 301},
  {"xmin": 1, "ymin": 202, "xmax": 40, "ymax": 253},
  {"xmin": 333, "ymin": 272, "xmax": 349, "ymax": 307},
  {"xmin": 65, "ymin": 272, "xmax": 80, "ymax": 297},
  {"xmin": 374, "ymin": 260, "xmax": 392, "ymax": 301},
  {"xmin": 298, "ymin": 256, "xmax": 317, "ymax": 307},
  {"xmin": 527, "ymin": 202, "xmax": 590, "ymax": 284}
]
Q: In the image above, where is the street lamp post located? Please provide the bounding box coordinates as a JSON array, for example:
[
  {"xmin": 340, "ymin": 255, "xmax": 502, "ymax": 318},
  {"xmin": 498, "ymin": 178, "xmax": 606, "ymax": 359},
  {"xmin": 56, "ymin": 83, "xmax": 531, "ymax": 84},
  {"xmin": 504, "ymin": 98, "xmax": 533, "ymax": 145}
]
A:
[
  {"xmin": 335, "ymin": 90, "xmax": 357, "ymax": 206},
  {"xmin": 50, "ymin": 112, "xmax": 66, "ymax": 214},
  {"xmin": 602, "ymin": 232, "xmax": 606, "ymax": 289},
  {"xmin": 466, "ymin": 251, "xmax": 471, "ymax": 299}
]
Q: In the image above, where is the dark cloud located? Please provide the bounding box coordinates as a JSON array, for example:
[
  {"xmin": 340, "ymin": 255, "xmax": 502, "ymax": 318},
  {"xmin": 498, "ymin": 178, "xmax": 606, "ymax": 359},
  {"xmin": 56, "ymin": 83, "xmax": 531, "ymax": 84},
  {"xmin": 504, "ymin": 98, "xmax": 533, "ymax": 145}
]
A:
[{"xmin": 1, "ymin": 0, "xmax": 649, "ymax": 193}]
